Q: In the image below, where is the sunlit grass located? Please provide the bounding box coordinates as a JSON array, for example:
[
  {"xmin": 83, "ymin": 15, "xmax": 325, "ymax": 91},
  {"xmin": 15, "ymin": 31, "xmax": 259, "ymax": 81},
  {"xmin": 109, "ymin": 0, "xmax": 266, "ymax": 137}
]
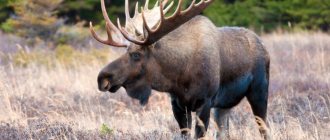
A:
[{"xmin": 0, "ymin": 32, "xmax": 329, "ymax": 139}]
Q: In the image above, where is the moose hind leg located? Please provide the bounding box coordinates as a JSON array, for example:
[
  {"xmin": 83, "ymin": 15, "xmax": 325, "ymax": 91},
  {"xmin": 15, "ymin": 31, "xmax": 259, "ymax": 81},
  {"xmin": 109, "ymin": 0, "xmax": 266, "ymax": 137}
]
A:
[
  {"xmin": 214, "ymin": 108, "xmax": 230, "ymax": 140},
  {"xmin": 247, "ymin": 89, "xmax": 270, "ymax": 139},
  {"xmin": 247, "ymin": 69, "xmax": 270, "ymax": 139}
]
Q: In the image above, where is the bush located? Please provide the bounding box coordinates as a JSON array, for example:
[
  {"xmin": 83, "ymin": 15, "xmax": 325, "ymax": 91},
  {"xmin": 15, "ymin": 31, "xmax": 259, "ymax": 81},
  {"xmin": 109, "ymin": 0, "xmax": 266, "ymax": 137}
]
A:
[
  {"xmin": 2, "ymin": 0, "xmax": 328, "ymax": 36},
  {"xmin": 53, "ymin": 22, "xmax": 90, "ymax": 46},
  {"xmin": 12, "ymin": 47, "xmax": 52, "ymax": 67},
  {"xmin": 99, "ymin": 123, "xmax": 113, "ymax": 136},
  {"xmin": 55, "ymin": 44, "xmax": 75, "ymax": 65},
  {"xmin": 204, "ymin": 0, "xmax": 330, "ymax": 32},
  {"xmin": 1, "ymin": 0, "xmax": 63, "ymax": 43},
  {"xmin": 0, "ymin": 18, "xmax": 15, "ymax": 33},
  {"xmin": 10, "ymin": 44, "xmax": 111, "ymax": 68}
]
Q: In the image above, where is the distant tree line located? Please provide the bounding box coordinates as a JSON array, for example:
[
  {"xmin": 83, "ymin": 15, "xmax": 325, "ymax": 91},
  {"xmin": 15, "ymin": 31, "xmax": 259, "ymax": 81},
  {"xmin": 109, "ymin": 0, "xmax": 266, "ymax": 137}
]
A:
[
  {"xmin": 0, "ymin": 0, "xmax": 329, "ymax": 33},
  {"xmin": 204, "ymin": 0, "xmax": 330, "ymax": 32}
]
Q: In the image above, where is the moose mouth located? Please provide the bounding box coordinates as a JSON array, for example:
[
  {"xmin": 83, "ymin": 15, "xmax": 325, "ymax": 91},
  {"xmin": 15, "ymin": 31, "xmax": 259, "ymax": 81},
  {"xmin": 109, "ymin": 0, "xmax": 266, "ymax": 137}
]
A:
[
  {"xmin": 99, "ymin": 80, "xmax": 122, "ymax": 93},
  {"xmin": 109, "ymin": 84, "xmax": 121, "ymax": 93}
]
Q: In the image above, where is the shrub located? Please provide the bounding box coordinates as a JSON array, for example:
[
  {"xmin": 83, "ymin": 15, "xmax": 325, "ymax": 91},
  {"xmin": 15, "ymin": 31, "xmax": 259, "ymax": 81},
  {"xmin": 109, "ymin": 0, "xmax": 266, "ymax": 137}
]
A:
[
  {"xmin": 204, "ymin": 0, "xmax": 330, "ymax": 32},
  {"xmin": 53, "ymin": 22, "xmax": 90, "ymax": 46},
  {"xmin": 0, "ymin": 18, "xmax": 15, "ymax": 33},
  {"xmin": 2, "ymin": 0, "xmax": 63, "ymax": 43},
  {"xmin": 12, "ymin": 47, "xmax": 52, "ymax": 67},
  {"xmin": 99, "ymin": 123, "xmax": 113, "ymax": 136},
  {"xmin": 10, "ymin": 44, "xmax": 111, "ymax": 68},
  {"xmin": 55, "ymin": 44, "xmax": 74, "ymax": 65}
]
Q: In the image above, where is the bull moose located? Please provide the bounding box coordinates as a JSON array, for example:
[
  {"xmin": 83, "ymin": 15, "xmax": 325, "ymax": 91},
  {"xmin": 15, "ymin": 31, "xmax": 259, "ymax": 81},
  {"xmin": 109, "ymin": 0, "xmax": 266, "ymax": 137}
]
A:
[{"xmin": 90, "ymin": 0, "xmax": 270, "ymax": 139}]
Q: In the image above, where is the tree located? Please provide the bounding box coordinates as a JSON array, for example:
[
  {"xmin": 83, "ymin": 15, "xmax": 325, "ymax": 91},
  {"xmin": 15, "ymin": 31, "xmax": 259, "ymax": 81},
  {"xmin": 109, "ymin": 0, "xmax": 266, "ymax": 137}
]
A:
[
  {"xmin": 1, "ymin": 0, "xmax": 329, "ymax": 34},
  {"xmin": 1, "ymin": 0, "xmax": 63, "ymax": 42},
  {"xmin": 0, "ymin": 0, "xmax": 13, "ymax": 23},
  {"xmin": 203, "ymin": 0, "xmax": 330, "ymax": 32}
]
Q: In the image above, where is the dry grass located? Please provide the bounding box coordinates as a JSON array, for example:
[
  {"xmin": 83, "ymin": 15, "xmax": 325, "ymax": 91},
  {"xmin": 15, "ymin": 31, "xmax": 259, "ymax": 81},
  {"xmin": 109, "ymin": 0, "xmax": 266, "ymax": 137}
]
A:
[{"xmin": 0, "ymin": 32, "xmax": 329, "ymax": 140}]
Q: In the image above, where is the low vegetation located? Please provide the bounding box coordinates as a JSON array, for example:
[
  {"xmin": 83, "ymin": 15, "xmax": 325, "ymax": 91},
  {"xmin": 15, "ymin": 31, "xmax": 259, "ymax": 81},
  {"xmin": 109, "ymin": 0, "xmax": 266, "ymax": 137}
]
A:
[{"xmin": 0, "ymin": 32, "xmax": 329, "ymax": 139}]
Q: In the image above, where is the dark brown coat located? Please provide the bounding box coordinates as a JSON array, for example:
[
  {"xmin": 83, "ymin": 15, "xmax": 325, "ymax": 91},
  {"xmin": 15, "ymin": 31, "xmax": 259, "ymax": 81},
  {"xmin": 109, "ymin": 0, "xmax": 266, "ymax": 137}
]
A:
[{"xmin": 97, "ymin": 15, "xmax": 270, "ymax": 139}]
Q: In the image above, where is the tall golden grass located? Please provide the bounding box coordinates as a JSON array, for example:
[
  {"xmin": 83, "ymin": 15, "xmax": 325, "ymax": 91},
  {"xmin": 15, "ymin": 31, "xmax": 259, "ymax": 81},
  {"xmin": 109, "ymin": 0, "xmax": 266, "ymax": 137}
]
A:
[{"xmin": 0, "ymin": 32, "xmax": 329, "ymax": 139}]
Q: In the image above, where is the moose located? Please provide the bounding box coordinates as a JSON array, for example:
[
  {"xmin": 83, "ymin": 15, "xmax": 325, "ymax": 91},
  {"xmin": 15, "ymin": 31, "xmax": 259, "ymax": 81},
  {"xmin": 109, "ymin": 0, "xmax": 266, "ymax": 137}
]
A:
[{"xmin": 90, "ymin": 0, "xmax": 270, "ymax": 139}]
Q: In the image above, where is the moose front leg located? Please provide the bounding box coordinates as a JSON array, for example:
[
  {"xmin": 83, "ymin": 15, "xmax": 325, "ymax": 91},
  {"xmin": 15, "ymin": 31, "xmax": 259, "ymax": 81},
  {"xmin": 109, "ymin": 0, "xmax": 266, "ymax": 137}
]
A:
[
  {"xmin": 195, "ymin": 101, "xmax": 211, "ymax": 139},
  {"xmin": 171, "ymin": 99, "xmax": 192, "ymax": 136}
]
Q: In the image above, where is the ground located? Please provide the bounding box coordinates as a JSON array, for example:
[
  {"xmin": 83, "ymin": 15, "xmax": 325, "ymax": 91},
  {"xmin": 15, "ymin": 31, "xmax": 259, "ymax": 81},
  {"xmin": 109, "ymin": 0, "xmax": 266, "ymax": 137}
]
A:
[{"xmin": 0, "ymin": 32, "xmax": 329, "ymax": 140}]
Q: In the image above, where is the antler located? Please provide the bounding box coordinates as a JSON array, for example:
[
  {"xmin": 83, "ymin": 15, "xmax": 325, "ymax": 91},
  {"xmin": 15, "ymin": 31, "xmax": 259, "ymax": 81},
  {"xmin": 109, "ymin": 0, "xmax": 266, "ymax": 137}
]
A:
[
  {"xmin": 117, "ymin": 0, "xmax": 214, "ymax": 46},
  {"xmin": 123, "ymin": 0, "xmax": 174, "ymax": 38},
  {"xmin": 89, "ymin": 0, "xmax": 128, "ymax": 47}
]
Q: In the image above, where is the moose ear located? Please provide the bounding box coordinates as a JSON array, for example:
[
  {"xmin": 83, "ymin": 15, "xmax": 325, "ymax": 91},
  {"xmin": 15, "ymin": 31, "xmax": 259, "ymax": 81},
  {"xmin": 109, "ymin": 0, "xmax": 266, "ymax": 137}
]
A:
[{"xmin": 126, "ymin": 82, "xmax": 152, "ymax": 106}]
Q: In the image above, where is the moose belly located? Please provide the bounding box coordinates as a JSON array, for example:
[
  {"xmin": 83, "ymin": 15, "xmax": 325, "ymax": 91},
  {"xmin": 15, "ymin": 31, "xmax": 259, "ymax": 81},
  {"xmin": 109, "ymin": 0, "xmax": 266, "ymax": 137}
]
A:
[{"xmin": 212, "ymin": 73, "xmax": 253, "ymax": 108}]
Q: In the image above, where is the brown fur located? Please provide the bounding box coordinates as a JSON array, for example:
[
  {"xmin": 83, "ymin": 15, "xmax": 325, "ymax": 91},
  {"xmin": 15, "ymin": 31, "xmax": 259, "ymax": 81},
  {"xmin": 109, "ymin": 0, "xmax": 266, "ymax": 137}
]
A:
[{"xmin": 97, "ymin": 15, "xmax": 270, "ymax": 139}]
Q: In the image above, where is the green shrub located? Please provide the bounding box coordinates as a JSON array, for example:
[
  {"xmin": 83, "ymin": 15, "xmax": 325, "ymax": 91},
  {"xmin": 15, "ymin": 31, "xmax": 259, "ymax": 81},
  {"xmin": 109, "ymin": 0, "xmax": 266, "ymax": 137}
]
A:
[
  {"xmin": 99, "ymin": 123, "xmax": 113, "ymax": 136},
  {"xmin": 4, "ymin": 0, "xmax": 63, "ymax": 42},
  {"xmin": 55, "ymin": 44, "xmax": 75, "ymax": 65},
  {"xmin": 54, "ymin": 44, "xmax": 111, "ymax": 66},
  {"xmin": 10, "ymin": 44, "xmax": 111, "ymax": 68},
  {"xmin": 0, "ymin": 18, "xmax": 15, "ymax": 33},
  {"xmin": 204, "ymin": 0, "xmax": 330, "ymax": 32},
  {"xmin": 13, "ymin": 48, "xmax": 52, "ymax": 67}
]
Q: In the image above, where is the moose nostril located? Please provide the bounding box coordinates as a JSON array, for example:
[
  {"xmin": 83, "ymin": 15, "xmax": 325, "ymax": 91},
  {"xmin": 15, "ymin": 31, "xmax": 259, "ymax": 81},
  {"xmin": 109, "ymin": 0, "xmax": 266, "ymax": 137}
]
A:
[
  {"xmin": 101, "ymin": 80, "xmax": 109, "ymax": 88},
  {"xmin": 97, "ymin": 71, "xmax": 116, "ymax": 91},
  {"xmin": 107, "ymin": 74, "xmax": 114, "ymax": 81}
]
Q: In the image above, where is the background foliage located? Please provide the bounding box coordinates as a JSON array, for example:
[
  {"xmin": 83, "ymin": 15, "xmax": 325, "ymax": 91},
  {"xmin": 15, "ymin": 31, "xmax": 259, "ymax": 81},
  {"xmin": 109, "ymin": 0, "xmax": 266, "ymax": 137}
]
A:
[
  {"xmin": 0, "ymin": 0, "xmax": 330, "ymax": 42},
  {"xmin": 1, "ymin": 0, "xmax": 63, "ymax": 42},
  {"xmin": 204, "ymin": 0, "xmax": 330, "ymax": 32}
]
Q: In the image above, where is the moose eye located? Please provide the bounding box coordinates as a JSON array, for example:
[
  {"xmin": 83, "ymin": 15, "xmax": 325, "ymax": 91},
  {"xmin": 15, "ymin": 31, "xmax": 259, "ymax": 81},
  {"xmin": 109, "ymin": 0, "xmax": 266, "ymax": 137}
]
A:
[{"xmin": 130, "ymin": 52, "xmax": 141, "ymax": 61}]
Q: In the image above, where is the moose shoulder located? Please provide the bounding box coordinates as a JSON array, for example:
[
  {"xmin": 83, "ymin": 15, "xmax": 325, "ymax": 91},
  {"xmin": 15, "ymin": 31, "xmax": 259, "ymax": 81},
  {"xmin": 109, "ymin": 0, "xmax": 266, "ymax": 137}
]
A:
[
  {"xmin": 92, "ymin": 0, "xmax": 270, "ymax": 139},
  {"xmin": 154, "ymin": 16, "xmax": 269, "ymax": 109}
]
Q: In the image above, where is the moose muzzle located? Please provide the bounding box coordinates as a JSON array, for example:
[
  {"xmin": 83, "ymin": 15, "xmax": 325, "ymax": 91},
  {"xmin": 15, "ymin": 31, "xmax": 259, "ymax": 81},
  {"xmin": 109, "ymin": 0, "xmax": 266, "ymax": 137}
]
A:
[{"xmin": 97, "ymin": 72, "xmax": 122, "ymax": 93}]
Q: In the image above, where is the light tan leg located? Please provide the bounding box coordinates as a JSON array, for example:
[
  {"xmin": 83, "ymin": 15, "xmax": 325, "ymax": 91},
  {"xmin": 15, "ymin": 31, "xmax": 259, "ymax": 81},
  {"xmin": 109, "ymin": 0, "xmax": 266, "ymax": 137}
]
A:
[
  {"xmin": 214, "ymin": 108, "xmax": 230, "ymax": 140},
  {"xmin": 255, "ymin": 116, "xmax": 271, "ymax": 140}
]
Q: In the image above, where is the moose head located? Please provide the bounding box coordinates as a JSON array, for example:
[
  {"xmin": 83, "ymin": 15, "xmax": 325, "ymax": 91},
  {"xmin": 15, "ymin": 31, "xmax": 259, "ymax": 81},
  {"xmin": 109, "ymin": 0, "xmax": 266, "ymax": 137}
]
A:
[{"xmin": 91, "ymin": 0, "xmax": 213, "ymax": 105}]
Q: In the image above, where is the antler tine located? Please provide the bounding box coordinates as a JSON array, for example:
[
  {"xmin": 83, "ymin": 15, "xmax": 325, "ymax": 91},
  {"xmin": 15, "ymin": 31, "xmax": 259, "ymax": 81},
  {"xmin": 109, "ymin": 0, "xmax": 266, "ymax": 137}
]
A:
[
  {"xmin": 89, "ymin": 22, "xmax": 107, "ymax": 44},
  {"xmin": 118, "ymin": 0, "xmax": 214, "ymax": 46},
  {"xmin": 125, "ymin": 0, "xmax": 131, "ymax": 23},
  {"xmin": 135, "ymin": 1, "xmax": 164, "ymax": 43},
  {"xmin": 173, "ymin": 0, "xmax": 183, "ymax": 16},
  {"xmin": 90, "ymin": 22, "xmax": 127, "ymax": 47},
  {"xmin": 153, "ymin": 0, "xmax": 168, "ymax": 7},
  {"xmin": 162, "ymin": 0, "xmax": 169, "ymax": 7},
  {"xmin": 100, "ymin": 0, "xmax": 117, "ymax": 34},
  {"xmin": 145, "ymin": 0, "xmax": 150, "ymax": 10},
  {"xmin": 184, "ymin": 0, "xmax": 211, "ymax": 15},
  {"xmin": 164, "ymin": 1, "xmax": 174, "ymax": 13},
  {"xmin": 183, "ymin": 0, "xmax": 196, "ymax": 13},
  {"xmin": 151, "ymin": 0, "xmax": 214, "ymax": 44},
  {"xmin": 141, "ymin": 0, "xmax": 214, "ymax": 45},
  {"xmin": 117, "ymin": 18, "xmax": 145, "ymax": 45},
  {"xmin": 134, "ymin": 2, "xmax": 139, "ymax": 17},
  {"xmin": 89, "ymin": 0, "xmax": 128, "ymax": 47},
  {"xmin": 141, "ymin": 8, "xmax": 152, "ymax": 34},
  {"xmin": 154, "ymin": 1, "xmax": 159, "ymax": 8}
]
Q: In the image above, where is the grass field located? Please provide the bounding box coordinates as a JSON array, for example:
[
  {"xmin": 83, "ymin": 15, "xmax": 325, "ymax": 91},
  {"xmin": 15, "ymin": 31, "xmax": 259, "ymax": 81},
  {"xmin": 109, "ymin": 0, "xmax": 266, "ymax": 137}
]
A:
[{"xmin": 0, "ymin": 32, "xmax": 329, "ymax": 140}]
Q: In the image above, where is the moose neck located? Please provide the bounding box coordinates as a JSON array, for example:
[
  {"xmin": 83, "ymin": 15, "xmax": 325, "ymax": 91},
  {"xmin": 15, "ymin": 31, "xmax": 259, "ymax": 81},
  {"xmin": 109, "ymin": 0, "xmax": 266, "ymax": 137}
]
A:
[
  {"xmin": 146, "ymin": 44, "xmax": 181, "ymax": 92},
  {"xmin": 146, "ymin": 16, "xmax": 219, "ymax": 93},
  {"xmin": 148, "ymin": 37, "xmax": 197, "ymax": 93}
]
